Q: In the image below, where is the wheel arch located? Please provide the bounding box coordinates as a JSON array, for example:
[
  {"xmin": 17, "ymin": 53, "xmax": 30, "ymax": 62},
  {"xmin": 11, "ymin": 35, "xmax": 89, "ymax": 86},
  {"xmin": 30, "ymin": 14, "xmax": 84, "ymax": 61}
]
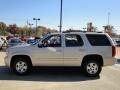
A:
[
  {"xmin": 81, "ymin": 54, "xmax": 104, "ymax": 67},
  {"xmin": 10, "ymin": 55, "xmax": 32, "ymax": 68}
]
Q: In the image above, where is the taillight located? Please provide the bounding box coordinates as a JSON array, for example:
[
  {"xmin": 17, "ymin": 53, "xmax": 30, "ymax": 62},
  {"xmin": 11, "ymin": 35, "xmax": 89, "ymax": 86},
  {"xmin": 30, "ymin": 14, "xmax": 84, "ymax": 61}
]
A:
[{"xmin": 112, "ymin": 46, "xmax": 116, "ymax": 57}]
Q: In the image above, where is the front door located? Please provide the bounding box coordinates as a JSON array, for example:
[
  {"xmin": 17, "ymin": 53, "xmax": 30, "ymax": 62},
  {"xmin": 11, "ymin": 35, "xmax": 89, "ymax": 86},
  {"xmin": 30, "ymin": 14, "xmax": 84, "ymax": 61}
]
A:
[{"xmin": 33, "ymin": 34, "xmax": 63, "ymax": 66}]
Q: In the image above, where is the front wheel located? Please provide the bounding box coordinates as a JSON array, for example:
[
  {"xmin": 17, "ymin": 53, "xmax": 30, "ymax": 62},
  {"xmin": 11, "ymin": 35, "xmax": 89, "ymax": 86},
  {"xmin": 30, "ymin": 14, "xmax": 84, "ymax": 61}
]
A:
[
  {"xmin": 12, "ymin": 58, "xmax": 31, "ymax": 75},
  {"xmin": 82, "ymin": 60, "xmax": 102, "ymax": 77},
  {"xmin": 0, "ymin": 46, "xmax": 2, "ymax": 50}
]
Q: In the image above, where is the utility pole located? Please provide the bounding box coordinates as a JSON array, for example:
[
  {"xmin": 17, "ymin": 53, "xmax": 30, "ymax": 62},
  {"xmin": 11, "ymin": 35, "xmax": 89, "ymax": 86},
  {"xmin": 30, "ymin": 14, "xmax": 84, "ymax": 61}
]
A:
[
  {"xmin": 33, "ymin": 18, "xmax": 40, "ymax": 36},
  {"xmin": 108, "ymin": 12, "xmax": 111, "ymax": 25},
  {"xmin": 59, "ymin": 0, "xmax": 63, "ymax": 32}
]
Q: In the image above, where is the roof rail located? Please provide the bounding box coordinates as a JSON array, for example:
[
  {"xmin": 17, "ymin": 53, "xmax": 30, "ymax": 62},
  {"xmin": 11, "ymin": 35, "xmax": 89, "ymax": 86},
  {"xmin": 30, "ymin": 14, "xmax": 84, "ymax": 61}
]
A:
[
  {"xmin": 62, "ymin": 31, "xmax": 104, "ymax": 33},
  {"xmin": 62, "ymin": 30, "xmax": 86, "ymax": 33}
]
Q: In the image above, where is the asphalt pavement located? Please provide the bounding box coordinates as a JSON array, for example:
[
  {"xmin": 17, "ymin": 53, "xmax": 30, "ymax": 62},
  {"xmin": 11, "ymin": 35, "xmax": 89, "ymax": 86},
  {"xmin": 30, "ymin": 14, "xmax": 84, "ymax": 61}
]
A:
[{"xmin": 0, "ymin": 52, "xmax": 120, "ymax": 90}]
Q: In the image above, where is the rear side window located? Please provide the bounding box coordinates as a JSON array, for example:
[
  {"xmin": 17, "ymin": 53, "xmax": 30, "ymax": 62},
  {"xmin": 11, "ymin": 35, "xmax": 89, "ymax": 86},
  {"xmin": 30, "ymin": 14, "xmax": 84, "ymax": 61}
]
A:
[
  {"xmin": 65, "ymin": 34, "xmax": 83, "ymax": 47},
  {"xmin": 86, "ymin": 34, "xmax": 111, "ymax": 46}
]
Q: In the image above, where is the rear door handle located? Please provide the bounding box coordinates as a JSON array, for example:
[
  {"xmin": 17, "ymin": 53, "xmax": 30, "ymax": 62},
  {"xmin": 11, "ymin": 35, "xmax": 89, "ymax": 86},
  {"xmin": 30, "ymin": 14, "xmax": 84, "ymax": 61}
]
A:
[{"xmin": 79, "ymin": 49, "xmax": 85, "ymax": 51}]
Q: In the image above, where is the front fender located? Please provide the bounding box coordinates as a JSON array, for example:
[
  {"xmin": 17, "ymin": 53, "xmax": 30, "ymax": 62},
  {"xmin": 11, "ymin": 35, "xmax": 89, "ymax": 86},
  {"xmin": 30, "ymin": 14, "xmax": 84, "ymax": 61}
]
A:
[{"xmin": 10, "ymin": 51, "xmax": 32, "ymax": 59}]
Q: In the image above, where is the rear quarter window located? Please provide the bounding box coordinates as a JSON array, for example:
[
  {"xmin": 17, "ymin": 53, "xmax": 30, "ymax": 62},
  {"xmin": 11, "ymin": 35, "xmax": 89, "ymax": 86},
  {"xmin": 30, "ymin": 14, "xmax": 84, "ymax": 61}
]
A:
[{"xmin": 86, "ymin": 34, "xmax": 111, "ymax": 46}]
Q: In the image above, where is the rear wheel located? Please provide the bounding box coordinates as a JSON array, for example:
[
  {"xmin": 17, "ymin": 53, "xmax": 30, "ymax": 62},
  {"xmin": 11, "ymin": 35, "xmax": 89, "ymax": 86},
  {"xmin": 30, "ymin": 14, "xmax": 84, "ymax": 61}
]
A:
[
  {"xmin": 12, "ymin": 58, "xmax": 32, "ymax": 75},
  {"xmin": 82, "ymin": 60, "xmax": 102, "ymax": 77}
]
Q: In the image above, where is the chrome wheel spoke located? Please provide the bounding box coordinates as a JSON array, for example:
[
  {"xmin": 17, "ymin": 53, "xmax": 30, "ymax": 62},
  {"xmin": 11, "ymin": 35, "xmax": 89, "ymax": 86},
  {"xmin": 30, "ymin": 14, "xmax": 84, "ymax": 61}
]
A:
[
  {"xmin": 87, "ymin": 62, "xmax": 98, "ymax": 75},
  {"xmin": 23, "ymin": 66, "xmax": 27, "ymax": 70},
  {"xmin": 16, "ymin": 61, "xmax": 27, "ymax": 73}
]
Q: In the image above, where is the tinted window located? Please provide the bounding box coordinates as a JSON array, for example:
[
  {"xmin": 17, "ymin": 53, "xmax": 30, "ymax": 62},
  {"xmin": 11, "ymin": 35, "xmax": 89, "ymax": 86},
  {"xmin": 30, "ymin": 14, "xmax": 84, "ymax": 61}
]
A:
[
  {"xmin": 10, "ymin": 39, "xmax": 21, "ymax": 43},
  {"xmin": 86, "ymin": 34, "xmax": 111, "ymax": 46},
  {"xmin": 27, "ymin": 39, "xmax": 35, "ymax": 44},
  {"xmin": 116, "ymin": 41, "xmax": 120, "ymax": 43},
  {"xmin": 65, "ymin": 34, "xmax": 83, "ymax": 47}
]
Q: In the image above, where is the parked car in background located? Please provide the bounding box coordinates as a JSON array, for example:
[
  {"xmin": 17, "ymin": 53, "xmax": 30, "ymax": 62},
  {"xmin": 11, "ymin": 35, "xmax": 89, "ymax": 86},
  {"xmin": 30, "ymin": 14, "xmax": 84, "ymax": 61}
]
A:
[
  {"xmin": 20, "ymin": 36, "xmax": 28, "ymax": 42},
  {"xmin": 6, "ymin": 35, "xmax": 14, "ymax": 41},
  {"xmin": 116, "ymin": 41, "xmax": 120, "ymax": 46},
  {"xmin": 26, "ymin": 38, "xmax": 35, "ymax": 44},
  {"xmin": 0, "ymin": 37, "xmax": 5, "ymax": 50},
  {"xmin": 8, "ymin": 38, "xmax": 23, "ymax": 47},
  {"xmin": 0, "ymin": 39, "xmax": 3, "ymax": 50}
]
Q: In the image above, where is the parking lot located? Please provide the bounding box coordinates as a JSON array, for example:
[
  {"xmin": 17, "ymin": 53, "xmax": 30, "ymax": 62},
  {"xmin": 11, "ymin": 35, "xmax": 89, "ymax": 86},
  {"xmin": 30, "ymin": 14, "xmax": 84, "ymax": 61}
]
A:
[{"xmin": 0, "ymin": 48, "xmax": 120, "ymax": 90}]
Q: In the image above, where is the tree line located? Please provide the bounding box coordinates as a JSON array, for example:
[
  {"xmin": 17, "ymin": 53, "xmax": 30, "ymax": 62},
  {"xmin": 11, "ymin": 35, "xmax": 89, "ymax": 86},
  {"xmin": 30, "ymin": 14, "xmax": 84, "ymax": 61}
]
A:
[{"xmin": 0, "ymin": 22, "xmax": 57, "ymax": 37}]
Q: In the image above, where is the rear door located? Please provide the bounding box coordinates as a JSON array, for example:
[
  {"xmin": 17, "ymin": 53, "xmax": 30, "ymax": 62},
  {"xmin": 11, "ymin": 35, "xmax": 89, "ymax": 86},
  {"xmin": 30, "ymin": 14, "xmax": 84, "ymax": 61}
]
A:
[
  {"xmin": 86, "ymin": 34, "xmax": 112, "ymax": 57},
  {"xmin": 63, "ymin": 34, "xmax": 85, "ymax": 66}
]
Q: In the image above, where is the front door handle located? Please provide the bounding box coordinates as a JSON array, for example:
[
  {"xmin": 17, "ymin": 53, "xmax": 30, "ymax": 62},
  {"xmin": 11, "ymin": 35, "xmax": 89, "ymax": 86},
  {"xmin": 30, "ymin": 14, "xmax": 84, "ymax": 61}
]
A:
[{"xmin": 56, "ymin": 50, "xmax": 62, "ymax": 52}]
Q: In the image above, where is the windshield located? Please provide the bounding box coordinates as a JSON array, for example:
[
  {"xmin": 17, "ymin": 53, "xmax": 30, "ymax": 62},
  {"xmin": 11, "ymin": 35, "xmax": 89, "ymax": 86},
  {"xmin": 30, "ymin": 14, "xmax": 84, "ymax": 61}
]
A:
[
  {"xmin": 27, "ymin": 39, "xmax": 35, "ymax": 44},
  {"xmin": 32, "ymin": 36, "xmax": 45, "ymax": 45},
  {"xmin": 9, "ymin": 39, "xmax": 21, "ymax": 43}
]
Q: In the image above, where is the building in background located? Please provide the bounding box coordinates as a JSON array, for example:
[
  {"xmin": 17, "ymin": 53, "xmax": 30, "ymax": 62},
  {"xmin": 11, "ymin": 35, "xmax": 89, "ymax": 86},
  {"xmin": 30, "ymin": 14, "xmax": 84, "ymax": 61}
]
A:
[
  {"xmin": 87, "ymin": 22, "xmax": 97, "ymax": 32},
  {"xmin": 103, "ymin": 25, "xmax": 113, "ymax": 34},
  {"xmin": 103, "ymin": 25, "xmax": 116, "ymax": 37}
]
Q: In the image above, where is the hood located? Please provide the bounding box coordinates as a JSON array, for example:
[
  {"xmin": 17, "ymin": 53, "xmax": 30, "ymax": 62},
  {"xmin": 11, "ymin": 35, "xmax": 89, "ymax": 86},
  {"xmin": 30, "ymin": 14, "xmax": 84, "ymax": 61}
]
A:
[
  {"xmin": 7, "ymin": 44, "xmax": 32, "ymax": 53},
  {"xmin": 11, "ymin": 44, "xmax": 31, "ymax": 48}
]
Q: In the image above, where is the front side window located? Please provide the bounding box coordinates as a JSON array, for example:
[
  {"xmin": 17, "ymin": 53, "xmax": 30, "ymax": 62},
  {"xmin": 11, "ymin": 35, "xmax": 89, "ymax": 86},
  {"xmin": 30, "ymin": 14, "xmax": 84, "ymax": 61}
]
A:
[
  {"xmin": 65, "ymin": 34, "xmax": 83, "ymax": 47},
  {"xmin": 42, "ymin": 35, "xmax": 61, "ymax": 47}
]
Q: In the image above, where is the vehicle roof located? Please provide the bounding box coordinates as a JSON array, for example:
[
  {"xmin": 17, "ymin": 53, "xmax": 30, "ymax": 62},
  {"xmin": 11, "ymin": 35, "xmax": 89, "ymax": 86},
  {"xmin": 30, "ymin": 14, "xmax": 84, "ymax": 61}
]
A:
[
  {"xmin": 9, "ymin": 38, "xmax": 22, "ymax": 42},
  {"xmin": 50, "ymin": 32, "xmax": 107, "ymax": 35},
  {"xmin": 10, "ymin": 38, "xmax": 21, "ymax": 40}
]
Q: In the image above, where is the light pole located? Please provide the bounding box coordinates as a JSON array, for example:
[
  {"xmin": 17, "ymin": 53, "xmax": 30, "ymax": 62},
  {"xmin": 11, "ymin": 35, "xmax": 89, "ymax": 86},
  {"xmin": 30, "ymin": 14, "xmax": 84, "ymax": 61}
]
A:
[
  {"xmin": 108, "ymin": 12, "xmax": 111, "ymax": 25},
  {"xmin": 33, "ymin": 18, "xmax": 40, "ymax": 36},
  {"xmin": 59, "ymin": 0, "xmax": 63, "ymax": 32}
]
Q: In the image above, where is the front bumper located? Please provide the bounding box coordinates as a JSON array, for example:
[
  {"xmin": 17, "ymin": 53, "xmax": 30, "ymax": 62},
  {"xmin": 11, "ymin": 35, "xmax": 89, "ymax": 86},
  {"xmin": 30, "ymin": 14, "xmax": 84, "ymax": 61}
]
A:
[{"xmin": 4, "ymin": 55, "xmax": 11, "ymax": 68}]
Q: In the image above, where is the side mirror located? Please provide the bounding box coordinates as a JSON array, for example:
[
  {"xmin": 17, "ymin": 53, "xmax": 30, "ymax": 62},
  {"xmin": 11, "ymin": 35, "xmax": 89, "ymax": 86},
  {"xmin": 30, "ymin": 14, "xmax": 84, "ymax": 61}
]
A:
[{"xmin": 38, "ymin": 42, "xmax": 43, "ymax": 48}]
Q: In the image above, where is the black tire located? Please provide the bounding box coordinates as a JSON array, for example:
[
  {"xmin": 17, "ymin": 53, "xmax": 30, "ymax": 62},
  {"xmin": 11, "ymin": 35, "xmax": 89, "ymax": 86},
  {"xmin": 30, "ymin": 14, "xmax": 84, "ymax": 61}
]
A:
[
  {"xmin": 0, "ymin": 47, "xmax": 2, "ymax": 50},
  {"xmin": 82, "ymin": 60, "xmax": 102, "ymax": 77},
  {"xmin": 11, "ymin": 58, "xmax": 32, "ymax": 75},
  {"xmin": 0, "ymin": 46, "xmax": 2, "ymax": 50}
]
